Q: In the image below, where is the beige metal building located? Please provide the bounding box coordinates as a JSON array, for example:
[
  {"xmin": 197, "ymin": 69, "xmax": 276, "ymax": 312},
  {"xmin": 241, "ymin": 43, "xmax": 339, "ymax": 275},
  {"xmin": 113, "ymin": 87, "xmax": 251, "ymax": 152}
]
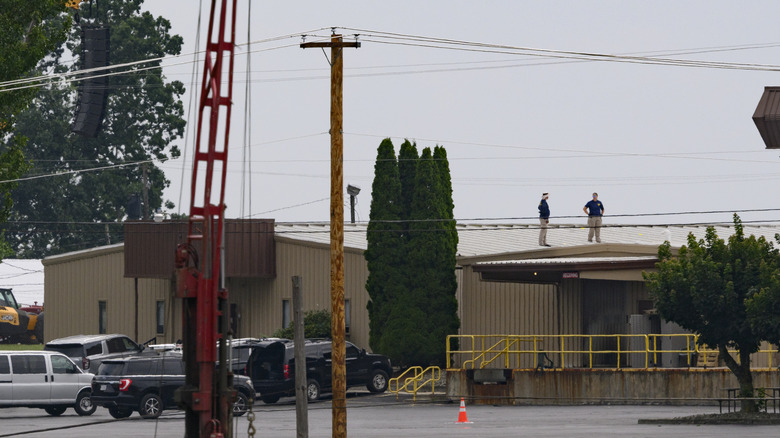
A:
[{"xmin": 43, "ymin": 220, "xmax": 780, "ymax": 365}]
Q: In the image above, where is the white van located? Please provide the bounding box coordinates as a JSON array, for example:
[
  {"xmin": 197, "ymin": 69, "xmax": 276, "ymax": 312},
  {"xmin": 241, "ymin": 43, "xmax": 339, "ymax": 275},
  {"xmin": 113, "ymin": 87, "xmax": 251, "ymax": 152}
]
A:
[{"xmin": 0, "ymin": 351, "xmax": 96, "ymax": 416}]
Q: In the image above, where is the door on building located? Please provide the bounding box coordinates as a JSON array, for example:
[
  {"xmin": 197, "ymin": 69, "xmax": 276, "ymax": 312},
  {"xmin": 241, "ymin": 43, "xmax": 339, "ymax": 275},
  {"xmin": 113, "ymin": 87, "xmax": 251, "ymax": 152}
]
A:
[{"xmin": 582, "ymin": 280, "xmax": 626, "ymax": 367}]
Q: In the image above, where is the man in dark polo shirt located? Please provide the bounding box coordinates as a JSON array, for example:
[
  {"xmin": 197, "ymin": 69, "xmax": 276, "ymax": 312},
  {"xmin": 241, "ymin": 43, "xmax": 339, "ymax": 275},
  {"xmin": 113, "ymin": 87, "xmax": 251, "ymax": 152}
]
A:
[{"xmin": 583, "ymin": 192, "xmax": 604, "ymax": 243}]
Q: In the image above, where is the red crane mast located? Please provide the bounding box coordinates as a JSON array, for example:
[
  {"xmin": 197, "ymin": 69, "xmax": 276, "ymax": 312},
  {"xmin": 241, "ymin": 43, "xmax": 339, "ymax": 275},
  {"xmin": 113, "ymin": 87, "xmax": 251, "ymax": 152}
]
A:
[{"xmin": 174, "ymin": 1, "xmax": 237, "ymax": 436}]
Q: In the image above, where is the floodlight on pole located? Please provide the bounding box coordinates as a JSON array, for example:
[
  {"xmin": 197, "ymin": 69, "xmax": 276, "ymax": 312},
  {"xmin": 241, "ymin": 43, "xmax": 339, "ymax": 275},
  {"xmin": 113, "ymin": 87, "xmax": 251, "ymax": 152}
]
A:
[{"xmin": 347, "ymin": 184, "xmax": 360, "ymax": 224}]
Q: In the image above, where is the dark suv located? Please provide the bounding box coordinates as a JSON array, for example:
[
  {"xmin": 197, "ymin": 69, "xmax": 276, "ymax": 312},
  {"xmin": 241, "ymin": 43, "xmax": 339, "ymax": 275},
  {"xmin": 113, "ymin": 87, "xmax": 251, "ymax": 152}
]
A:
[
  {"xmin": 44, "ymin": 334, "xmax": 143, "ymax": 372},
  {"xmin": 90, "ymin": 352, "xmax": 255, "ymax": 419},
  {"xmin": 245, "ymin": 339, "xmax": 392, "ymax": 404}
]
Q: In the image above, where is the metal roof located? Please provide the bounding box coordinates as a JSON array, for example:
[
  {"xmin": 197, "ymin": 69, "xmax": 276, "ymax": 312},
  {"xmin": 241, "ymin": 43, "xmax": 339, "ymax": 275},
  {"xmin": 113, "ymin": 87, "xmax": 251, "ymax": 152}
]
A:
[
  {"xmin": 476, "ymin": 256, "xmax": 658, "ymax": 266},
  {"xmin": 274, "ymin": 222, "xmax": 780, "ymax": 258}
]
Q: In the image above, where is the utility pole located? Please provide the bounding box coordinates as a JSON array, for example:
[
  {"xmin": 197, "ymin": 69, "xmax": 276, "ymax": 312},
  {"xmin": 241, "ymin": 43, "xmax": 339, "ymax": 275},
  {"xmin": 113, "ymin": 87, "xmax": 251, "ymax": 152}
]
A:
[
  {"xmin": 300, "ymin": 33, "xmax": 359, "ymax": 438},
  {"xmin": 292, "ymin": 276, "xmax": 308, "ymax": 438}
]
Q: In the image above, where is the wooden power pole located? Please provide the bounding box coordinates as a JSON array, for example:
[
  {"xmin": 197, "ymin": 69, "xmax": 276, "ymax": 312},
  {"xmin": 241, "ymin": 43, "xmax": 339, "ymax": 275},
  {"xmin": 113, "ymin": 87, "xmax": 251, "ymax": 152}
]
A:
[{"xmin": 300, "ymin": 33, "xmax": 359, "ymax": 438}]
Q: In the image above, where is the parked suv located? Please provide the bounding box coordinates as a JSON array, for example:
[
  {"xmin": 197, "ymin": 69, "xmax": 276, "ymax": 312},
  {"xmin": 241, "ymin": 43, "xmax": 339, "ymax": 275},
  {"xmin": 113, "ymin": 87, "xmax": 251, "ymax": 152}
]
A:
[
  {"xmin": 90, "ymin": 351, "xmax": 255, "ymax": 419},
  {"xmin": 245, "ymin": 339, "xmax": 392, "ymax": 404},
  {"xmin": 0, "ymin": 351, "xmax": 96, "ymax": 416},
  {"xmin": 44, "ymin": 334, "xmax": 143, "ymax": 372}
]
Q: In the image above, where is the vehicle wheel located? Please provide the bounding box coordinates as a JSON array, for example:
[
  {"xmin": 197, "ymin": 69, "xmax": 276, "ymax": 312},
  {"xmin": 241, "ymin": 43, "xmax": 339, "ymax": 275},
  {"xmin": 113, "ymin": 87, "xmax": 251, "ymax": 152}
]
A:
[
  {"xmin": 261, "ymin": 394, "xmax": 280, "ymax": 404},
  {"xmin": 233, "ymin": 391, "xmax": 250, "ymax": 416},
  {"xmin": 74, "ymin": 390, "xmax": 97, "ymax": 416},
  {"xmin": 44, "ymin": 406, "xmax": 67, "ymax": 416},
  {"xmin": 108, "ymin": 407, "xmax": 133, "ymax": 419},
  {"xmin": 306, "ymin": 378, "xmax": 321, "ymax": 402},
  {"xmin": 138, "ymin": 393, "xmax": 163, "ymax": 419},
  {"xmin": 367, "ymin": 369, "xmax": 389, "ymax": 393}
]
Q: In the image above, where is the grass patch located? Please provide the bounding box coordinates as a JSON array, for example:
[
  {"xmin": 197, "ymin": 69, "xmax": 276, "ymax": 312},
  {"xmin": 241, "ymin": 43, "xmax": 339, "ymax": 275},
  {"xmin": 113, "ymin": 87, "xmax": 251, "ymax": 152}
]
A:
[{"xmin": 0, "ymin": 344, "xmax": 44, "ymax": 351}]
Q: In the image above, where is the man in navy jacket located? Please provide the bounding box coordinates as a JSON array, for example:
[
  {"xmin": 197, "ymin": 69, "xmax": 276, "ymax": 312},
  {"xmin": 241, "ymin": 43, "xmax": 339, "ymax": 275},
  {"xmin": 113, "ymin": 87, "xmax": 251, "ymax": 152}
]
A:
[{"xmin": 538, "ymin": 193, "xmax": 551, "ymax": 247}]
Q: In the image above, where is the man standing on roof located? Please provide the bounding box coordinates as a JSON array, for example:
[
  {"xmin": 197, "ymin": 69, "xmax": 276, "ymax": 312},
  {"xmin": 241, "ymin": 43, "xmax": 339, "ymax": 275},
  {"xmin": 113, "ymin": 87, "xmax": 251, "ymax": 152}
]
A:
[
  {"xmin": 583, "ymin": 192, "xmax": 604, "ymax": 243},
  {"xmin": 538, "ymin": 192, "xmax": 551, "ymax": 247}
]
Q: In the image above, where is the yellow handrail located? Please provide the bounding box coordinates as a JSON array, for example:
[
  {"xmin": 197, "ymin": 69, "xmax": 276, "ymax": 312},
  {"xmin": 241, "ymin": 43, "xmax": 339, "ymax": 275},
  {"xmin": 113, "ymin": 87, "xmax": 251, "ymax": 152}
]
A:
[
  {"xmin": 389, "ymin": 366, "xmax": 441, "ymax": 402},
  {"xmin": 389, "ymin": 366, "xmax": 423, "ymax": 400},
  {"xmin": 446, "ymin": 334, "xmax": 778, "ymax": 371}
]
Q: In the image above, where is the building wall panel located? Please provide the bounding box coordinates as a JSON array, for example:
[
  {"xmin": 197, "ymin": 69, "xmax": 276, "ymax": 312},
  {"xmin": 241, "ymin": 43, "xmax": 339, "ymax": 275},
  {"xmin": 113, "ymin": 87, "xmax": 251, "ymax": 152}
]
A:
[{"xmin": 226, "ymin": 240, "xmax": 372, "ymax": 351}]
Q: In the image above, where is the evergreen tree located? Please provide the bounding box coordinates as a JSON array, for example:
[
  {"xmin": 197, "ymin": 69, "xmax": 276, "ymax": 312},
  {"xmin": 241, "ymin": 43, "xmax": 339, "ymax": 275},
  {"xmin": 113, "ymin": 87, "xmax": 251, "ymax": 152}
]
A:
[
  {"xmin": 397, "ymin": 147, "xmax": 459, "ymax": 366},
  {"xmin": 366, "ymin": 141, "xmax": 458, "ymax": 366},
  {"xmin": 397, "ymin": 140, "xmax": 418, "ymax": 225},
  {"xmin": 364, "ymin": 139, "xmax": 404, "ymax": 352},
  {"xmin": 6, "ymin": 0, "xmax": 185, "ymax": 256},
  {"xmin": 433, "ymin": 145, "xmax": 457, "ymax": 248}
]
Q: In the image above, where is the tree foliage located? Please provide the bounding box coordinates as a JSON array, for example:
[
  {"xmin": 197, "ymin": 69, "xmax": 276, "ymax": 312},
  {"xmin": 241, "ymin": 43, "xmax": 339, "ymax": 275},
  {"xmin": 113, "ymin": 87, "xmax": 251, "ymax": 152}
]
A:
[
  {"xmin": 397, "ymin": 140, "xmax": 418, "ymax": 226},
  {"xmin": 5, "ymin": 0, "xmax": 185, "ymax": 257},
  {"xmin": 0, "ymin": 1, "xmax": 71, "ymax": 258},
  {"xmin": 364, "ymin": 139, "xmax": 403, "ymax": 352},
  {"xmin": 644, "ymin": 215, "xmax": 780, "ymax": 412},
  {"xmin": 0, "ymin": 0, "xmax": 70, "ymax": 132},
  {"xmin": 365, "ymin": 140, "xmax": 459, "ymax": 367},
  {"xmin": 272, "ymin": 309, "xmax": 331, "ymax": 340}
]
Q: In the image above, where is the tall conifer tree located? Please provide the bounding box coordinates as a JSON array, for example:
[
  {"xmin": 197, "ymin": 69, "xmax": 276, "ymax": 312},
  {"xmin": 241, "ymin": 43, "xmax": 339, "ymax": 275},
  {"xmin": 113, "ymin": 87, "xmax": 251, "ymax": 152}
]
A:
[
  {"xmin": 365, "ymin": 139, "xmax": 404, "ymax": 352},
  {"xmin": 366, "ymin": 142, "xmax": 458, "ymax": 366},
  {"xmin": 397, "ymin": 140, "xmax": 418, "ymax": 226}
]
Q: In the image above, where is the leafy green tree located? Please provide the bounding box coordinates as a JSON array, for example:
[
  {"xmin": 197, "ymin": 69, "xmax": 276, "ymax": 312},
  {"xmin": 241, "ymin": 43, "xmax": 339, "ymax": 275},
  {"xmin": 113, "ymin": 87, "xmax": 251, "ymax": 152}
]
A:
[
  {"xmin": 0, "ymin": 0, "xmax": 70, "ymax": 133},
  {"xmin": 644, "ymin": 215, "xmax": 780, "ymax": 413},
  {"xmin": 273, "ymin": 309, "xmax": 331, "ymax": 339},
  {"xmin": 745, "ymin": 232, "xmax": 780, "ymax": 348},
  {"xmin": 0, "ymin": 1, "xmax": 70, "ymax": 258},
  {"xmin": 6, "ymin": 0, "xmax": 185, "ymax": 257},
  {"xmin": 364, "ymin": 139, "xmax": 404, "ymax": 352}
]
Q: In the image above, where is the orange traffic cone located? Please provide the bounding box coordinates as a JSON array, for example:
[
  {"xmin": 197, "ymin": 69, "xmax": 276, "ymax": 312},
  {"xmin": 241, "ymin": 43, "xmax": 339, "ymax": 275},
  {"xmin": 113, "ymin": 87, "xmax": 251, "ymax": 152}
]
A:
[{"xmin": 456, "ymin": 397, "xmax": 472, "ymax": 424}]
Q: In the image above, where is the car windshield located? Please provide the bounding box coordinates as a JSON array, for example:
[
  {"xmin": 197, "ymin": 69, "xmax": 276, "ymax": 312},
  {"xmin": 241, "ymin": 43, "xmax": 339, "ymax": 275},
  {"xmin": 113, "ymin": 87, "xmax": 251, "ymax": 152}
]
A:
[
  {"xmin": 98, "ymin": 362, "xmax": 125, "ymax": 376},
  {"xmin": 45, "ymin": 345, "xmax": 84, "ymax": 360}
]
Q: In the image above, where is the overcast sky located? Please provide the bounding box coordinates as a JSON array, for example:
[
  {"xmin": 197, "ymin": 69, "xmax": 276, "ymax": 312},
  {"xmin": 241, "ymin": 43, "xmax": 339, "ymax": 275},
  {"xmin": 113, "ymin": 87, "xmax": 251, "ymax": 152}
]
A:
[{"xmin": 140, "ymin": 1, "xmax": 780, "ymax": 228}]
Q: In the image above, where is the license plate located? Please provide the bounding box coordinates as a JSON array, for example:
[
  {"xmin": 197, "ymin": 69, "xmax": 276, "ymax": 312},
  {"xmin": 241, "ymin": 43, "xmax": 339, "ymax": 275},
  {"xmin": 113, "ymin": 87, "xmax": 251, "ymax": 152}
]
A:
[{"xmin": 100, "ymin": 384, "xmax": 108, "ymax": 391}]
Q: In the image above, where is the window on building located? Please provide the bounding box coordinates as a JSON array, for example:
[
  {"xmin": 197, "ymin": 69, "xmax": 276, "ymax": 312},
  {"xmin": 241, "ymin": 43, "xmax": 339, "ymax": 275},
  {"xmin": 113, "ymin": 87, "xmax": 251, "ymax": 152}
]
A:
[
  {"xmin": 282, "ymin": 300, "xmax": 291, "ymax": 329},
  {"xmin": 98, "ymin": 301, "xmax": 107, "ymax": 334},
  {"xmin": 345, "ymin": 299, "xmax": 351, "ymax": 334},
  {"xmin": 156, "ymin": 300, "xmax": 165, "ymax": 335}
]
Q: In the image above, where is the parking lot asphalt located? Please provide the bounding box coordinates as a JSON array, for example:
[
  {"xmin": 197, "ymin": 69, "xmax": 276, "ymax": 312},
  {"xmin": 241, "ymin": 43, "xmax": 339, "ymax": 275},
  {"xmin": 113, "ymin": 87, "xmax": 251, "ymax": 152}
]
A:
[{"xmin": 3, "ymin": 392, "xmax": 780, "ymax": 437}]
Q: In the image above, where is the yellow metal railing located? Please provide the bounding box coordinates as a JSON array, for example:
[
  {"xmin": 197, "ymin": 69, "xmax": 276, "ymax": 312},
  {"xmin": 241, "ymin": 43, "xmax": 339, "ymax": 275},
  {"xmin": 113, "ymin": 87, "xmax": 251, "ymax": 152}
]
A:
[
  {"xmin": 446, "ymin": 334, "xmax": 778, "ymax": 371},
  {"xmin": 389, "ymin": 366, "xmax": 442, "ymax": 402}
]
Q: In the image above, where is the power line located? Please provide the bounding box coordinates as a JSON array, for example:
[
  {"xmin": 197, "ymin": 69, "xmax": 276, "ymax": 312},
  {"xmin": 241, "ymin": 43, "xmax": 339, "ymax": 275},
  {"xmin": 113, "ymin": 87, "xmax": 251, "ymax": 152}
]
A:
[
  {"xmin": 0, "ymin": 158, "xmax": 165, "ymax": 184},
  {"xmin": 10, "ymin": 207, "xmax": 776, "ymax": 227}
]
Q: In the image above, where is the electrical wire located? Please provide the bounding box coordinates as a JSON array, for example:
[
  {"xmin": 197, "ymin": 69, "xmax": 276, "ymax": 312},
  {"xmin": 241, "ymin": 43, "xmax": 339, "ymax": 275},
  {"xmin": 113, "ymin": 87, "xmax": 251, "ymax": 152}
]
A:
[
  {"xmin": 0, "ymin": 158, "xmax": 165, "ymax": 184},
  {"xmin": 178, "ymin": 0, "xmax": 204, "ymax": 215},
  {"xmin": 6, "ymin": 30, "xmax": 780, "ymax": 94},
  {"xmin": 240, "ymin": 0, "xmax": 253, "ymax": 218}
]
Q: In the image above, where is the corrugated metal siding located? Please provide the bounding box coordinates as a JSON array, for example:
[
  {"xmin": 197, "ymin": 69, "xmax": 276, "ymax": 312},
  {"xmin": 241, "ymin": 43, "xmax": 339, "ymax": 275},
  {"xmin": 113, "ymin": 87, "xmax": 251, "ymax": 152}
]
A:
[
  {"xmin": 44, "ymin": 247, "xmax": 132, "ymax": 341},
  {"xmin": 460, "ymin": 266, "xmax": 558, "ymax": 368},
  {"xmin": 44, "ymin": 247, "xmax": 176, "ymax": 345},
  {"xmin": 559, "ymin": 279, "xmax": 583, "ymax": 367},
  {"xmin": 227, "ymin": 240, "xmax": 372, "ymax": 351}
]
